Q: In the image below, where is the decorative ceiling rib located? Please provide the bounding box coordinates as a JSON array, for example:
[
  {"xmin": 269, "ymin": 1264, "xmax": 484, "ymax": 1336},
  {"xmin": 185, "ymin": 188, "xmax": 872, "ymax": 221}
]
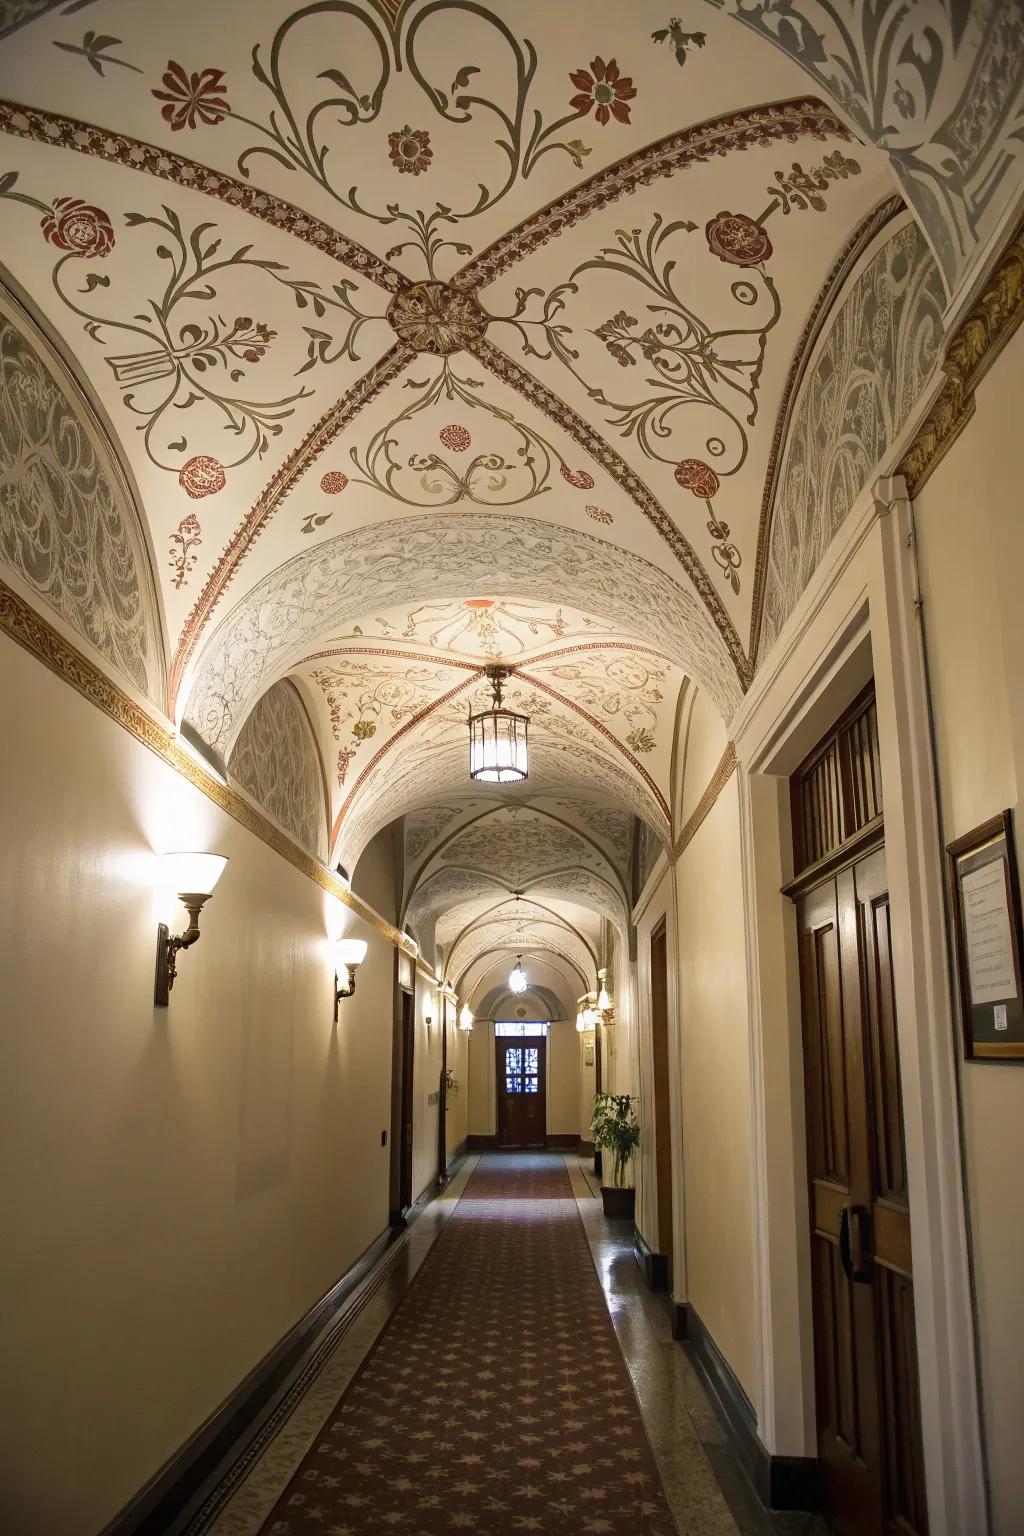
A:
[{"xmin": 4, "ymin": 0, "xmax": 1007, "ymax": 988}]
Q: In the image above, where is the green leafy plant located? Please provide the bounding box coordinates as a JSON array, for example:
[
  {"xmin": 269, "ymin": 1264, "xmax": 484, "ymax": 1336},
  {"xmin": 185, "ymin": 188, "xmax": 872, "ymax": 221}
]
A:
[{"xmin": 591, "ymin": 1092, "xmax": 640, "ymax": 1187}]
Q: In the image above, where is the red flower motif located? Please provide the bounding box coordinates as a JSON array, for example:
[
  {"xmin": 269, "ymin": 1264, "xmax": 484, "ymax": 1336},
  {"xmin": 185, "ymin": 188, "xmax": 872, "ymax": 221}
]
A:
[
  {"xmin": 320, "ymin": 471, "xmax": 349, "ymax": 494},
  {"xmin": 388, "ymin": 125, "xmax": 432, "ymax": 175},
  {"xmin": 41, "ymin": 198, "xmax": 115, "ymax": 258},
  {"xmin": 569, "ymin": 57, "xmax": 636, "ymax": 126},
  {"xmin": 439, "ymin": 424, "xmax": 471, "ymax": 453},
  {"xmin": 561, "ymin": 465, "xmax": 595, "ymax": 490},
  {"xmin": 153, "ymin": 61, "xmax": 230, "ymax": 131},
  {"xmin": 674, "ymin": 459, "xmax": 720, "ymax": 498},
  {"xmin": 705, "ymin": 211, "xmax": 772, "ymax": 268},
  {"xmin": 178, "ymin": 455, "xmax": 226, "ymax": 499}
]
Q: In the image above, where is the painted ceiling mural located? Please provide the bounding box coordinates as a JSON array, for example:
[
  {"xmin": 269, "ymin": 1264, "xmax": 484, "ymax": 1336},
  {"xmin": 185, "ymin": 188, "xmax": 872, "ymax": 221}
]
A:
[
  {"xmin": 1, "ymin": 0, "xmax": 1011, "ymax": 989},
  {"xmin": 0, "ymin": 287, "xmax": 164, "ymax": 701},
  {"xmin": 227, "ymin": 676, "xmax": 328, "ymax": 859}
]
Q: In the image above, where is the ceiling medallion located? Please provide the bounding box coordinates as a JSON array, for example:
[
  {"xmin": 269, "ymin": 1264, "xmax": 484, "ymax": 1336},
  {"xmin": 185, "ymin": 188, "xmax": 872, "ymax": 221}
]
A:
[{"xmin": 386, "ymin": 280, "xmax": 488, "ymax": 355}]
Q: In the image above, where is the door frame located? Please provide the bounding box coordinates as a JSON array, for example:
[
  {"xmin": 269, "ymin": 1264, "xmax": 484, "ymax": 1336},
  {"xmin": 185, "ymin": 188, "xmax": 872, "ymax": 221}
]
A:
[
  {"xmin": 730, "ymin": 476, "xmax": 986, "ymax": 1534},
  {"xmin": 494, "ymin": 1032, "xmax": 548, "ymax": 1148}
]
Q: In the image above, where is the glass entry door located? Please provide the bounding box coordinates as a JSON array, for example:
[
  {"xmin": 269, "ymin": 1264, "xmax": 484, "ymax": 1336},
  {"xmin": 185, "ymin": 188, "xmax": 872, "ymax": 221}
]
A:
[{"xmin": 495, "ymin": 1036, "xmax": 547, "ymax": 1148}]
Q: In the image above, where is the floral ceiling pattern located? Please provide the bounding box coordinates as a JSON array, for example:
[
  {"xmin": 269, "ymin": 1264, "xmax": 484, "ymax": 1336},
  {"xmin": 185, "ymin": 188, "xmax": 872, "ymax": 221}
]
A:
[{"xmin": 2, "ymin": 0, "xmax": 1005, "ymax": 984}]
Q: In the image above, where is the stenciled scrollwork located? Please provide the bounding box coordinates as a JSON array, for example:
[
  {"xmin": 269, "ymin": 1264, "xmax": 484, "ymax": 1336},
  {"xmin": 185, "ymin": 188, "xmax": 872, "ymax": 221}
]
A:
[{"xmin": 0, "ymin": 171, "xmax": 388, "ymax": 490}]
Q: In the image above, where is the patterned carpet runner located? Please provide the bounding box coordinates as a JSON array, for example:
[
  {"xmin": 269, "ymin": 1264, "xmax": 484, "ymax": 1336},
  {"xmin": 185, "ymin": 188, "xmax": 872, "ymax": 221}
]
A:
[{"xmin": 259, "ymin": 1153, "xmax": 677, "ymax": 1534}]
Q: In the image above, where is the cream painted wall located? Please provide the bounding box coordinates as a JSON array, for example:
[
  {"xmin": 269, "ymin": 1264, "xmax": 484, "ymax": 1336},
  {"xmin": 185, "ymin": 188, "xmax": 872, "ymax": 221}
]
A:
[
  {"xmin": 545, "ymin": 1020, "xmax": 579, "ymax": 1135},
  {"xmin": 0, "ymin": 634, "xmax": 400, "ymax": 1536},
  {"xmin": 916, "ymin": 328, "xmax": 1024, "ymax": 1534},
  {"xmin": 411, "ymin": 976, "xmax": 443, "ymax": 1204},
  {"xmin": 673, "ymin": 774, "xmax": 757, "ymax": 1401},
  {"xmin": 446, "ymin": 1005, "xmax": 470, "ymax": 1157},
  {"xmin": 468, "ymin": 1020, "xmax": 496, "ymax": 1135}
]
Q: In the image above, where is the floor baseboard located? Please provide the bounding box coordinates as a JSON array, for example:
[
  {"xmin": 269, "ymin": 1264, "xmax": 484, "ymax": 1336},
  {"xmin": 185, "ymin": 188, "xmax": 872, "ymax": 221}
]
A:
[
  {"xmin": 633, "ymin": 1224, "xmax": 670, "ymax": 1291},
  {"xmin": 97, "ymin": 1223, "xmax": 405, "ymax": 1536},
  {"xmin": 682, "ymin": 1303, "xmax": 821, "ymax": 1513}
]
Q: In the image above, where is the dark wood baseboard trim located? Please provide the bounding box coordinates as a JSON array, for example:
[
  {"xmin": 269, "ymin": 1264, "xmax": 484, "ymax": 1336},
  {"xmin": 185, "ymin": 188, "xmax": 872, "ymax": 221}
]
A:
[
  {"xmin": 97, "ymin": 1153, "xmax": 472, "ymax": 1536},
  {"xmin": 633, "ymin": 1224, "xmax": 670, "ymax": 1291},
  {"xmin": 97, "ymin": 1223, "xmax": 404, "ymax": 1536},
  {"xmin": 683, "ymin": 1303, "xmax": 821, "ymax": 1513},
  {"xmin": 465, "ymin": 1134, "xmax": 579, "ymax": 1151},
  {"xmin": 671, "ymin": 1301, "xmax": 689, "ymax": 1340},
  {"xmin": 578, "ymin": 1138, "xmax": 594, "ymax": 1156}
]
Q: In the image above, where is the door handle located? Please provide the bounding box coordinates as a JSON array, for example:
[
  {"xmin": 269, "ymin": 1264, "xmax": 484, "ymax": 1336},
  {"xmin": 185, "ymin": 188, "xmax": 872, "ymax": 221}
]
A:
[{"xmin": 839, "ymin": 1203, "xmax": 872, "ymax": 1284}]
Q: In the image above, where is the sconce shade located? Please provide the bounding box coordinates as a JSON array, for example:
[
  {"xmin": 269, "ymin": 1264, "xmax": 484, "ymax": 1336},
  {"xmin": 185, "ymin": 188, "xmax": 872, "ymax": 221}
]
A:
[
  {"xmin": 576, "ymin": 1010, "xmax": 586, "ymax": 1033},
  {"xmin": 161, "ymin": 851, "xmax": 228, "ymax": 896},
  {"xmin": 582, "ymin": 1006, "xmax": 597, "ymax": 1029},
  {"xmin": 335, "ymin": 938, "xmax": 368, "ymax": 967},
  {"xmin": 597, "ymin": 986, "xmax": 611, "ymax": 1012},
  {"xmin": 459, "ymin": 1004, "xmax": 474, "ymax": 1032}
]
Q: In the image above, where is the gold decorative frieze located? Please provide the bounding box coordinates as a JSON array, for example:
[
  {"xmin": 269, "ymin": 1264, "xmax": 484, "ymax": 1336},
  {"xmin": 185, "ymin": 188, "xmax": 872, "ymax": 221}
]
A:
[
  {"xmin": 0, "ymin": 580, "xmax": 416, "ymax": 956},
  {"xmin": 900, "ymin": 215, "xmax": 1024, "ymax": 496},
  {"xmin": 672, "ymin": 741, "xmax": 738, "ymax": 862}
]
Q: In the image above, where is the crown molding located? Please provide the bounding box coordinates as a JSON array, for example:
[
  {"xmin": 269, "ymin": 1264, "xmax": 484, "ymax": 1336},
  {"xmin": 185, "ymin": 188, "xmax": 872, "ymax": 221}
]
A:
[
  {"xmin": 0, "ymin": 579, "xmax": 416, "ymax": 956},
  {"xmin": 900, "ymin": 211, "xmax": 1024, "ymax": 496}
]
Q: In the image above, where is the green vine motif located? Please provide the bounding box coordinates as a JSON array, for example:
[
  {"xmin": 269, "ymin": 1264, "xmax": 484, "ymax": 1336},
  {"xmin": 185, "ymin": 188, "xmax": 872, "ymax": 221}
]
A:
[
  {"xmin": 0, "ymin": 174, "xmax": 386, "ymax": 478},
  {"xmin": 157, "ymin": 3, "xmax": 610, "ymax": 278},
  {"xmin": 489, "ymin": 214, "xmax": 781, "ymax": 479},
  {"xmin": 301, "ymin": 357, "xmax": 583, "ymax": 531}
]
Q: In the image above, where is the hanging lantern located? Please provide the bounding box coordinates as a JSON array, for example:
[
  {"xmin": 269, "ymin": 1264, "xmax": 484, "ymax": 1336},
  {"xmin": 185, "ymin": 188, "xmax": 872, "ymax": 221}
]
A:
[
  {"xmin": 459, "ymin": 1004, "xmax": 474, "ymax": 1032},
  {"xmin": 468, "ymin": 664, "xmax": 528, "ymax": 782},
  {"xmin": 509, "ymin": 955, "xmax": 528, "ymax": 994}
]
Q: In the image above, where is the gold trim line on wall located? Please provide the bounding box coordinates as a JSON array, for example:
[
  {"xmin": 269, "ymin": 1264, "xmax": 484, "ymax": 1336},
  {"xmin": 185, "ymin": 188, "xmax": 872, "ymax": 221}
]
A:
[
  {"xmin": 672, "ymin": 742, "xmax": 738, "ymax": 863},
  {"xmin": 0, "ymin": 579, "xmax": 416, "ymax": 957},
  {"xmin": 899, "ymin": 211, "xmax": 1024, "ymax": 497}
]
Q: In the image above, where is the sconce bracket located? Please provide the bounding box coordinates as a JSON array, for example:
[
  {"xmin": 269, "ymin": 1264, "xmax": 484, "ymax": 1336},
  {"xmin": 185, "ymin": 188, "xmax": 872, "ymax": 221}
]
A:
[
  {"xmin": 154, "ymin": 895, "xmax": 209, "ymax": 1007},
  {"xmin": 334, "ymin": 964, "xmax": 359, "ymax": 1021}
]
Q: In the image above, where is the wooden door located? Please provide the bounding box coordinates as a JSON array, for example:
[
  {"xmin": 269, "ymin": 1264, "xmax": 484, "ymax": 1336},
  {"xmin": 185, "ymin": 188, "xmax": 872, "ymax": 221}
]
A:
[
  {"xmin": 496, "ymin": 1037, "xmax": 546, "ymax": 1148},
  {"xmin": 791, "ymin": 689, "xmax": 928, "ymax": 1536},
  {"xmin": 650, "ymin": 919, "xmax": 674, "ymax": 1281},
  {"xmin": 398, "ymin": 991, "xmax": 415, "ymax": 1211}
]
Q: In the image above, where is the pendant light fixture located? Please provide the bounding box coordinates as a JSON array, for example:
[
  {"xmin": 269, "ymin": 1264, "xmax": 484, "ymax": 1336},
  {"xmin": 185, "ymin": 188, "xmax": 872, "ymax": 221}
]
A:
[
  {"xmin": 508, "ymin": 954, "xmax": 528, "ymax": 994},
  {"xmin": 459, "ymin": 1003, "xmax": 475, "ymax": 1032},
  {"xmin": 468, "ymin": 664, "xmax": 528, "ymax": 782}
]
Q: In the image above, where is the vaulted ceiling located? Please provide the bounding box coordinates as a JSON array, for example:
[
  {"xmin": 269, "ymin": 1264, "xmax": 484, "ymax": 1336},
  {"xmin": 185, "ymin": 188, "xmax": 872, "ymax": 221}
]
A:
[{"xmin": 3, "ymin": 0, "xmax": 1021, "ymax": 991}]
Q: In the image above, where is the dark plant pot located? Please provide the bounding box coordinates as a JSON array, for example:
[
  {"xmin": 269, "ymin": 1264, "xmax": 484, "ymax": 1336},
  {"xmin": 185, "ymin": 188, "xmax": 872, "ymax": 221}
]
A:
[{"xmin": 601, "ymin": 1185, "xmax": 636, "ymax": 1220}]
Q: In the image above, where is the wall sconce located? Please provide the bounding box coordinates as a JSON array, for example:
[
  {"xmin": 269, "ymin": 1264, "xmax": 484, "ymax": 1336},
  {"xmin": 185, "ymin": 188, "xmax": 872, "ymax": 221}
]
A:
[
  {"xmin": 334, "ymin": 937, "xmax": 368, "ymax": 1020},
  {"xmin": 154, "ymin": 852, "xmax": 228, "ymax": 1006},
  {"xmin": 459, "ymin": 1004, "xmax": 474, "ymax": 1033}
]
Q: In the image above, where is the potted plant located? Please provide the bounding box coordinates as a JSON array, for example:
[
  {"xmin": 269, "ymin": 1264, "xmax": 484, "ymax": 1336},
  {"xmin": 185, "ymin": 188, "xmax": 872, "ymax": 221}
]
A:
[{"xmin": 592, "ymin": 1092, "xmax": 640, "ymax": 1219}]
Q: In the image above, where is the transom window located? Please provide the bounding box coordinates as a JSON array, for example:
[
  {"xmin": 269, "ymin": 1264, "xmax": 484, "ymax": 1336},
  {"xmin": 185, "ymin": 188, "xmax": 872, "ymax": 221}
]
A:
[{"xmin": 494, "ymin": 1021, "xmax": 549, "ymax": 1037}]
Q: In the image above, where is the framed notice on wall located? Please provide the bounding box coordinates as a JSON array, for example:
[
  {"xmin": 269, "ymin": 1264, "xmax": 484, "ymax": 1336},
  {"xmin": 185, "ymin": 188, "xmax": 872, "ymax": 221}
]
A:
[{"xmin": 947, "ymin": 810, "xmax": 1024, "ymax": 1060}]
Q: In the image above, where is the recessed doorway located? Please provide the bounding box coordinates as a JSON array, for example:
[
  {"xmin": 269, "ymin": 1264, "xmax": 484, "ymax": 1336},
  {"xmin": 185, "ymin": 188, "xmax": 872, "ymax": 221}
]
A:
[{"xmin": 495, "ymin": 1021, "xmax": 548, "ymax": 1149}]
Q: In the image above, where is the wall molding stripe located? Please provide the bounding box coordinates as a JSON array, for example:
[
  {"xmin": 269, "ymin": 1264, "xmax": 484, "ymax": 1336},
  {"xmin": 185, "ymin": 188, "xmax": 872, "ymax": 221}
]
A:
[
  {"xmin": 672, "ymin": 742, "xmax": 737, "ymax": 862},
  {"xmin": 899, "ymin": 209, "xmax": 1024, "ymax": 496},
  {"xmin": 0, "ymin": 579, "xmax": 416, "ymax": 956}
]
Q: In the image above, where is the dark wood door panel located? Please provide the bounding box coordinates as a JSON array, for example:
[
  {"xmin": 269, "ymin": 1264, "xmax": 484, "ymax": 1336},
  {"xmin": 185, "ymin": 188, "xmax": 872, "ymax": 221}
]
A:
[
  {"xmin": 795, "ymin": 833, "xmax": 927, "ymax": 1535},
  {"xmin": 496, "ymin": 1038, "xmax": 546, "ymax": 1148}
]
